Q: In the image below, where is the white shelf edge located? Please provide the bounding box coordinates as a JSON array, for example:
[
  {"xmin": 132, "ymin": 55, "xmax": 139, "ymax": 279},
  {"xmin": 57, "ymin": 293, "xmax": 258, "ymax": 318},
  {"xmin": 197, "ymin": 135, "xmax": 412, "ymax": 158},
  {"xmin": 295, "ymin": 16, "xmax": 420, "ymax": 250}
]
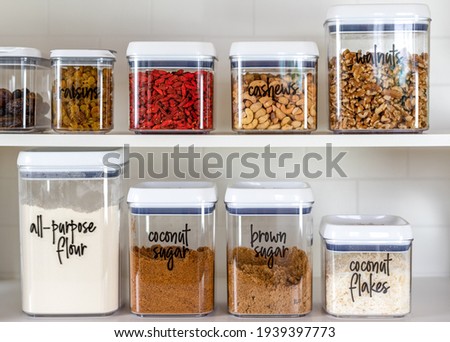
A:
[{"xmin": 2, "ymin": 131, "xmax": 450, "ymax": 148}]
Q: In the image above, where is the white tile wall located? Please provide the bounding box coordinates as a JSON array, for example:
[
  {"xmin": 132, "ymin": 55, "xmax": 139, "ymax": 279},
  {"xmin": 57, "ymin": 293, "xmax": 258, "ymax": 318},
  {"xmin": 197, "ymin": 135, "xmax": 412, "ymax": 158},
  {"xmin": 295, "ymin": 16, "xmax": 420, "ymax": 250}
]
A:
[{"xmin": 1, "ymin": 0, "xmax": 450, "ymax": 279}]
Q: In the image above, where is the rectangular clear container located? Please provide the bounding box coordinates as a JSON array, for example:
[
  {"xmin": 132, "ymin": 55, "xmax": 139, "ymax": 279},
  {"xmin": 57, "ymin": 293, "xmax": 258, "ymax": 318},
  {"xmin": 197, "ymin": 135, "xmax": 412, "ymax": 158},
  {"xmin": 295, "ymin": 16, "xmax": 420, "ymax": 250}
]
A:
[
  {"xmin": 51, "ymin": 49, "xmax": 116, "ymax": 133},
  {"xmin": 325, "ymin": 4, "xmax": 431, "ymax": 133},
  {"xmin": 127, "ymin": 182, "xmax": 217, "ymax": 316},
  {"xmin": 320, "ymin": 215, "xmax": 413, "ymax": 318},
  {"xmin": 225, "ymin": 182, "xmax": 314, "ymax": 316},
  {"xmin": 230, "ymin": 42, "xmax": 319, "ymax": 133},
  {"xmin": 17, "ymin": 149, "xmax": 124, "ymax": 316},
  {"xmin": 0, "ymin": 47, "xmax": 50, "ymax": 132},
  {"xmin": 127, "ymin": 42, "xmax": 216, "ymax": 133}
]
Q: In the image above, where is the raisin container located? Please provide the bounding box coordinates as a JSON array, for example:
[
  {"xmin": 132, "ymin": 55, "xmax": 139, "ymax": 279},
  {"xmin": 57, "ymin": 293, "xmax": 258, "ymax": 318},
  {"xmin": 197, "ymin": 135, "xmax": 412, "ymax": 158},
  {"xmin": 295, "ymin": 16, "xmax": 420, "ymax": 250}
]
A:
[
  {"xmin": 0, "ymin": 47, "xmax": 49, "ymax": 132},
  {"xmin": 127, "ymin": 42, "xmax": 216, "ymax": 133},
  {"xmin": 320, "ymin": 215, "xmax": 413, "ymax": 317},
  {"xmin": 127, "ymin": 182, "xmax": 217, "ymax": 316},
  {"xmin": 230, "ymin": 42, "xmax": 319, "ymax": 133},
  {"xmin": 325, "ymin": 4, "xmax": 431, "ymax": 133},
  {"xmin": 17, "ymin": 149, "xmax": 124, "ymax": 316},
  {"xmin": 225, "ymin": 182, "xmax": 314, "ymax": 316},
  {"xmin": 51, "ymin": 49, "xmax": 116, "ymax": 133}
]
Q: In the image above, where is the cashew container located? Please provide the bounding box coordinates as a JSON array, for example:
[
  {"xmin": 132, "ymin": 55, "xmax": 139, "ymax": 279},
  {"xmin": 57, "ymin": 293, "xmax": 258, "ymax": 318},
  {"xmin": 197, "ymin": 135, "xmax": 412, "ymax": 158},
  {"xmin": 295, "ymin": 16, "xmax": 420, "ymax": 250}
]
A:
[
  {"xmin": 320, "ymin": 215, "xmax": 413, "ymax": 317},
  {"xmin": 230, "ymin": 42, "xmax": 319, "ymax": 133},
  {"xmin": 325, "ymin": 4, "xmax": 431, "ymax": 133},
  {"xmin": 51, "ymin": 49, "xmax": 116, "ymax": 133},
  {"xmin": 225, "ymin": 182, "xmax": 314, "ymax": 316}
]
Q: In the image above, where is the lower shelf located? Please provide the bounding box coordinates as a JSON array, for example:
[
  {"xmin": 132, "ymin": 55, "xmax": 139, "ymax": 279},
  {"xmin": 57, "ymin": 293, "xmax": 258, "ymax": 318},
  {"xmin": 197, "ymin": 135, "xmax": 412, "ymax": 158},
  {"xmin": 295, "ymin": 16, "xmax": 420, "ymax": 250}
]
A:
[{"xmin": 1, "ymin": 277, "xmax": 449, "ymax": 322}]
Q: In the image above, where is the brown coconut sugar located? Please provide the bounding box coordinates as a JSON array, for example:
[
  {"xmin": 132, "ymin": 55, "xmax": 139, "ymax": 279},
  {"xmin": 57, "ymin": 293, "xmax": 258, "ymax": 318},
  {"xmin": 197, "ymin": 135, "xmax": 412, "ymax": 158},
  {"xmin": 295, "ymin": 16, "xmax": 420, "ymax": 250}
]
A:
[
  {"xmin": 228, "ymin": 246, "xmax": 312, "ymax": 315},
  {"xmin": 130, "ymin": 245, "xmax": 214, "ymax": 315}
]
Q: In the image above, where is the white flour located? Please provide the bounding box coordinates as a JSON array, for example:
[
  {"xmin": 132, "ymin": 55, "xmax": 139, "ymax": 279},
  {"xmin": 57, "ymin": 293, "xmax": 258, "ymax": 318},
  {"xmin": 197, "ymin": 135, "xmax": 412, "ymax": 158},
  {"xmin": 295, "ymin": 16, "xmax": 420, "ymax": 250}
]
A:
[{"xmin": 20, "ymin": 204, "xmax": 120, "ymax": 315}]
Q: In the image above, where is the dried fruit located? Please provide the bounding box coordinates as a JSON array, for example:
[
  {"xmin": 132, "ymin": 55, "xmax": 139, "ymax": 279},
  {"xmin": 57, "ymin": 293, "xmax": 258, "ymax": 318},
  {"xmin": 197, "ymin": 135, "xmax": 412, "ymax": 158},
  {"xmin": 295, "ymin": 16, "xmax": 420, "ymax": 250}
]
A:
[{"xmin": 0, "ymin": 88, "xmax": 35, "ymax": 129}]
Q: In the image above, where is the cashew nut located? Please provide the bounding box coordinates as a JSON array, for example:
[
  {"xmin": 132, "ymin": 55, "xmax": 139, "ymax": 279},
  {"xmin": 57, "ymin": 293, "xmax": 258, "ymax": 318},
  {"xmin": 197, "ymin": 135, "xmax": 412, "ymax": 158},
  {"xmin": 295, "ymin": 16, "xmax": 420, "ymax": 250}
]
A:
[{"xmin": 241, "ymin": 108, "xmax": 254, "ymax": 125}]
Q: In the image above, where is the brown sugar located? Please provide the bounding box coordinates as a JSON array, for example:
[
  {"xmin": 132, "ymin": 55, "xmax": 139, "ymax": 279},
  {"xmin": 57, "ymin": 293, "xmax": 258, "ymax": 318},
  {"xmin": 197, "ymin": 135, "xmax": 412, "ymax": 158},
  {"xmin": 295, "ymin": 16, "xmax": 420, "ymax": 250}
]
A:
[
  {"xmin": 130, "ymin": 245, "xmax": 214, "ymax": 315},
  {"xmin": 228, "ymin": 246, "xmax": 312, "ymax": 316}
]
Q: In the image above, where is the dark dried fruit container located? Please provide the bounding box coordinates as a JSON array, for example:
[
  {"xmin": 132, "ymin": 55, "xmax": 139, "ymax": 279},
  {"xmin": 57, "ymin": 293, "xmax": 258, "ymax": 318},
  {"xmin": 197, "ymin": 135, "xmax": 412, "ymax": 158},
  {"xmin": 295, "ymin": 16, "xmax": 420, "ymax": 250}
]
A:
[
  {"xmin": 325, "ymin": 4, "xmax": 431, "ymax": 133},
  {"xmin": 127, "ymin": 42, "xmax": 216, "ymax": 133},
  {"xmin": 51, "ymin": 49, "xmax": 116, "ymax": 133},
  {"xmin": 0, "ymin": 47, "xmax": 49, "ymax": 132}
]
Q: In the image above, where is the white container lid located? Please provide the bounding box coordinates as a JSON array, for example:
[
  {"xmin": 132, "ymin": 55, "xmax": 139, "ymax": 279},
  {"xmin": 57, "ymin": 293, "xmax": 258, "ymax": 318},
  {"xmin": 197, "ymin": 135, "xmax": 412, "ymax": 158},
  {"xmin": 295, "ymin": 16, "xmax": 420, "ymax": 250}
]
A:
[
  {"xmin": 325, "ymin": 4, "xmax": 431, "ymax": 22},
  {"xmin": 50, "ymin": 49, "xmax": 116, "ymax": 60},
  {"xmin": 128, "ymin": 181, "xmax": 217, "ymax": 206},
  {"xmin": 17, "ymin": 148, "xmax": 124, "ymax": 169},
  {"xmin": 0, "ymin": 47, "xmax": 42, "ymax": 58},
  {"xmin": 126, "ymin": 42, "xmax": 217, "ymax": 60},
  {"xmin": 320, "ymin": 215, "xmax": 413, "ymax": 244},
  {"xmin": 225, "ymin": 181, "xmax": 313, "ymax": 208},
  {"xmin": 230, "ymin": 41, "xmax": 319, "ymax": 58}
]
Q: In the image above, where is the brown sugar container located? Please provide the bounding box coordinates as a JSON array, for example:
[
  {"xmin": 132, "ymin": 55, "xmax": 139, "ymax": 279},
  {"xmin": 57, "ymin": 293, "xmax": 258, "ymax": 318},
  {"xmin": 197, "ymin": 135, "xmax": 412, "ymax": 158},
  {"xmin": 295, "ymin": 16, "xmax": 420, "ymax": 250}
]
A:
[
  {"xmin": 225, "ymin": 181, "xmax": 314, "ymax": 316},
  {"xmin": 127, "ymin": 182, "xmax": 217, "ymax": 316}
]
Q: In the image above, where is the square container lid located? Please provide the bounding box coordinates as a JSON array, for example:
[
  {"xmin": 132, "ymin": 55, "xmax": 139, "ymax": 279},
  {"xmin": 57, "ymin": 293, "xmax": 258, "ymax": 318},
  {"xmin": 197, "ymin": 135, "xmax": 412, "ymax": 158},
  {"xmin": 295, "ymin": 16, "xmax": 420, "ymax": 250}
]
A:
[
  {"xmin": 0, "ymin": 47, "xmax": 48, "ymax": 66},
  {"xmin": 128, "ymin": 181, "xmax": 217, "ymax": 208},
  {"xmin": 320, "ymin": 215, "xmax": 413, "ymax": 247},
  {"xmin": 126, "ymin": 42, "xmax": 217, "ymax": 60},
  {"xmin": 225, "ymin": 181, "xmax": 313, "ymax": 210},
  {"xmin": 229, "ymin": 41, "xmax": 319, "ymax": 58}
]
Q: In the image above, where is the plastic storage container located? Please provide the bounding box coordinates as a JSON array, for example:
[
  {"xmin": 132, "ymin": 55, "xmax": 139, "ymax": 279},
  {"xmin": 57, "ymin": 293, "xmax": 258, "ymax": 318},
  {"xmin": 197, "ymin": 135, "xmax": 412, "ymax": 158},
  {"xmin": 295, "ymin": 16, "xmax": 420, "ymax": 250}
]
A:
[
  {"xmin": 320, "ymin": 215, "xmax": 413, "ymax": 317},
  {"xmin": 225, "ymin": 182, "xmax": 314, "ymax": 316},
  {"xmin": 50, "ymin": 49, "xmax": 116, "ymax": 133},
  {"xmin": 230, "ymin": 42, "xmax": 319, "ymax": 133},
  {"xmin": 127, "ymin": 42, "xmax": 216, "ymax": 133},
  {"xmin": 17, "ymin": 149, "xmax": 124, "ymax": 316},
  {"xmin": 127, "ymin": 182, "xmax": 217, "ymax": 316},
  {"xmin": 325, "ymin": 4, "xmax": 431, "ymax": 133},
  {"xmin": 0, "ymin": 47, "xmax": 49, "ymax": 132}
]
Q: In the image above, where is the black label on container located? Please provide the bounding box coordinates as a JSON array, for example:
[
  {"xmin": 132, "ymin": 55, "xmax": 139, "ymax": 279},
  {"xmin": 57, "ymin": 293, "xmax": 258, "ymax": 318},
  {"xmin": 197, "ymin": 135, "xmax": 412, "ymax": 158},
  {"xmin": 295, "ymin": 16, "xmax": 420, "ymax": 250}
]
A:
[
  {"xmin": 59, "ymin": 86, "xmax": 99, "ymax": 101},
  {"xmin": 248, "ymin": 81, "xmax": 299, "ymax": 100},
  {"xmin": 250, "ymin": 224, "xmax": 288, "ymax": 269},
  {"xmin": 29, "ymin": 215, "xmax": 97, "ymax": 265},
  {"xmin": 355, "ymin": 44, "xmax": 402, "ymax": 68},
  {"xmin": 147, "ymin": 224, "xmax": 191, "ymax": 271},
  {"xmin": 347, "ymin": 253, "xmax": 392, "ymax": 302}
]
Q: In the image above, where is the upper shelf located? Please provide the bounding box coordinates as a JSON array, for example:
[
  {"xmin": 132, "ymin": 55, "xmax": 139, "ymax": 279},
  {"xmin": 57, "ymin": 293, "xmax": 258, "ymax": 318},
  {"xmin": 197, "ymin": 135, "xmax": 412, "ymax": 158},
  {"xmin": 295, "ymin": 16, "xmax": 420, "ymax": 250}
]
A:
[{"xmin": 2, "ymin": 130, "xmax": 450, "ymax": 148}]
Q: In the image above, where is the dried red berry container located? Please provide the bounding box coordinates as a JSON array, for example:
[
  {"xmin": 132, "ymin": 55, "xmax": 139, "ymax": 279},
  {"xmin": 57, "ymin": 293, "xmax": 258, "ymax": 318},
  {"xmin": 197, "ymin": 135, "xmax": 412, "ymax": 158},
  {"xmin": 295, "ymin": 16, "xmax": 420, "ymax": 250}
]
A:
[{"xmin": 127, "ymin": 42, "xmax": 216, "ymax": 133}]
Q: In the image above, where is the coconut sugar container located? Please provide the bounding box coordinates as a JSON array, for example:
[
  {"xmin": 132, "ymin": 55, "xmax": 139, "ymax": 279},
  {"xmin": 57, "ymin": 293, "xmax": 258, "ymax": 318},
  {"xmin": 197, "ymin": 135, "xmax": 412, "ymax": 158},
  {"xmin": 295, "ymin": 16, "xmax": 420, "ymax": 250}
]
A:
[
  {"xmin": 230, "ymin": 42, "xmax": 319, "ymax": 133},
  {"xmin": 325, "ymin": 4, "xmax": 431, "ymax": 132},
  {"xmin": 225, "ymin": 182, "xmax": 314, "ymax": 316},
  {"xmin": 0, "ymin": 47, "xmax": 49, "ymax": 132},
  {"xmin": 320, "ymin": 215, "xmax": 413, "ymax": 318},
  {"xmin": 17, "ymin": 149, "xmax": 124, "ymax": 316},
  {"xmin": 127, "ymin": 182, "xmax": 217, "ymax": 316},
  {"xmin": 127, "ymin": 42, "xmax": 216, "ymax": 132},
  {"xmin": 51, "ymin": 49, "xmax": 116, "ymax": 132}
]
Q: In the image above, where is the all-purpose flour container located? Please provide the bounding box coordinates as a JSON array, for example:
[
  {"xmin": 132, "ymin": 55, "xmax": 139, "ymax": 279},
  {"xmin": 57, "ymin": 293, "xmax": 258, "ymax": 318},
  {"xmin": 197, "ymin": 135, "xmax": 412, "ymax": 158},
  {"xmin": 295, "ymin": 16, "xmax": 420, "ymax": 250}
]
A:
[
  {"xmin": 225, "ymin": 182, "xmax": 314, "ymax": 316},
  {"xmin": 320, "ymin": 215, "xmax": 413, "ymax": 317},
  {"xmin": 17, "ymin": 149, "xmax": 124, "ymax": 316},
  {"xmin": 325, "ymin": 4, "xmax": 431, "ymax": 132},
  {"xmin": 127, "ymin": 182, "xmax": 217, "ymax": 316}
]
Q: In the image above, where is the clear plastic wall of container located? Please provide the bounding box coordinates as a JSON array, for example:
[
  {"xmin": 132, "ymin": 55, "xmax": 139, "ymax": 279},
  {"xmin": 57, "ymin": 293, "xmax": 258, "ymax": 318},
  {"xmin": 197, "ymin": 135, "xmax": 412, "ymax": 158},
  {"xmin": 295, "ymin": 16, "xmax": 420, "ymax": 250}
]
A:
[
  {"xmin": 50, "ymin": 49, "xmax": 116, "ymax": 133},
  {"xmin": 127, "ymin": 182, "xmax": 217, "ymax": 316},
  {"xmin": 325, "ymin": 4, "xmax": 431, "ymax": 133},
  {"xmin": 17, "ymin": 149, "xmax": 124, "ymax": 316},
  {"xmin": 230, "ymin": 42, "xmax": 319, "ymax": 133},
  {"xmin": 225, "ymin": 182, "xmax": 314, "ymax": 316},
  {"xmin": 127, "ymin": 42, "xmax": 216, "ymax": 133},
  {"xmin": 0, "ymin": 47, "xmax": 50, "ymax": 132},
  {"xmin": 320, "ymin": 215, "xmax": 413, "ymax": 317}
]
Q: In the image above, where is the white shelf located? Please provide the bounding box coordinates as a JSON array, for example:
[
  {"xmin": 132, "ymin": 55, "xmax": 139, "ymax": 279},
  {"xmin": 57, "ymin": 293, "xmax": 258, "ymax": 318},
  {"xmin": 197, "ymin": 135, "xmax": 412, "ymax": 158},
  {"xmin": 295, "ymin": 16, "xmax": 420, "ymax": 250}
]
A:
[
  {"xmin": 2, "ymin": 130, "xmax": 450, "ymax": 148},
  {"xmin": 1, "ymin": 277, "xmax": 449, "ymax": 322}
]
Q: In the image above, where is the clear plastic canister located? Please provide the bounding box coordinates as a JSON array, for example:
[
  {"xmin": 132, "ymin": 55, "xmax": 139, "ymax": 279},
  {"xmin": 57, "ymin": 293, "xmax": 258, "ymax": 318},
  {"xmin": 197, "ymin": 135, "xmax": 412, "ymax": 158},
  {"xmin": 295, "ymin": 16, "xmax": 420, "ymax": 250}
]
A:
[
  {"xmin": 230, "ymin": 42, "xmax": 319, "ymax": 133},
  {"xmin": 127, "ymin": 182, "xmax": 217, "ymax": 316},
  {"xmin": 0, "ymin": 47, "xmax": 49, "ymax": 132},
  {"xmin": 325, "ymin": 4, "xmax": 431, "ymax": 133},
  {"xmin": 17, "ymin": 149, "xmax": 124, "ymax": 316},
  {"xmin": 320, "ymin": 215, "xmax": 413, "ymax": 317},
  {"xmin": 225, "ymin": 182, "xmax": 314, "ymax": 316},
  {"xmin": 50, "ymin": 49, "xmax": 116, "ymax": 133},
  {"xmin": 127, "ymin": 42, "xmax": 216, "ymax": 133}
]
